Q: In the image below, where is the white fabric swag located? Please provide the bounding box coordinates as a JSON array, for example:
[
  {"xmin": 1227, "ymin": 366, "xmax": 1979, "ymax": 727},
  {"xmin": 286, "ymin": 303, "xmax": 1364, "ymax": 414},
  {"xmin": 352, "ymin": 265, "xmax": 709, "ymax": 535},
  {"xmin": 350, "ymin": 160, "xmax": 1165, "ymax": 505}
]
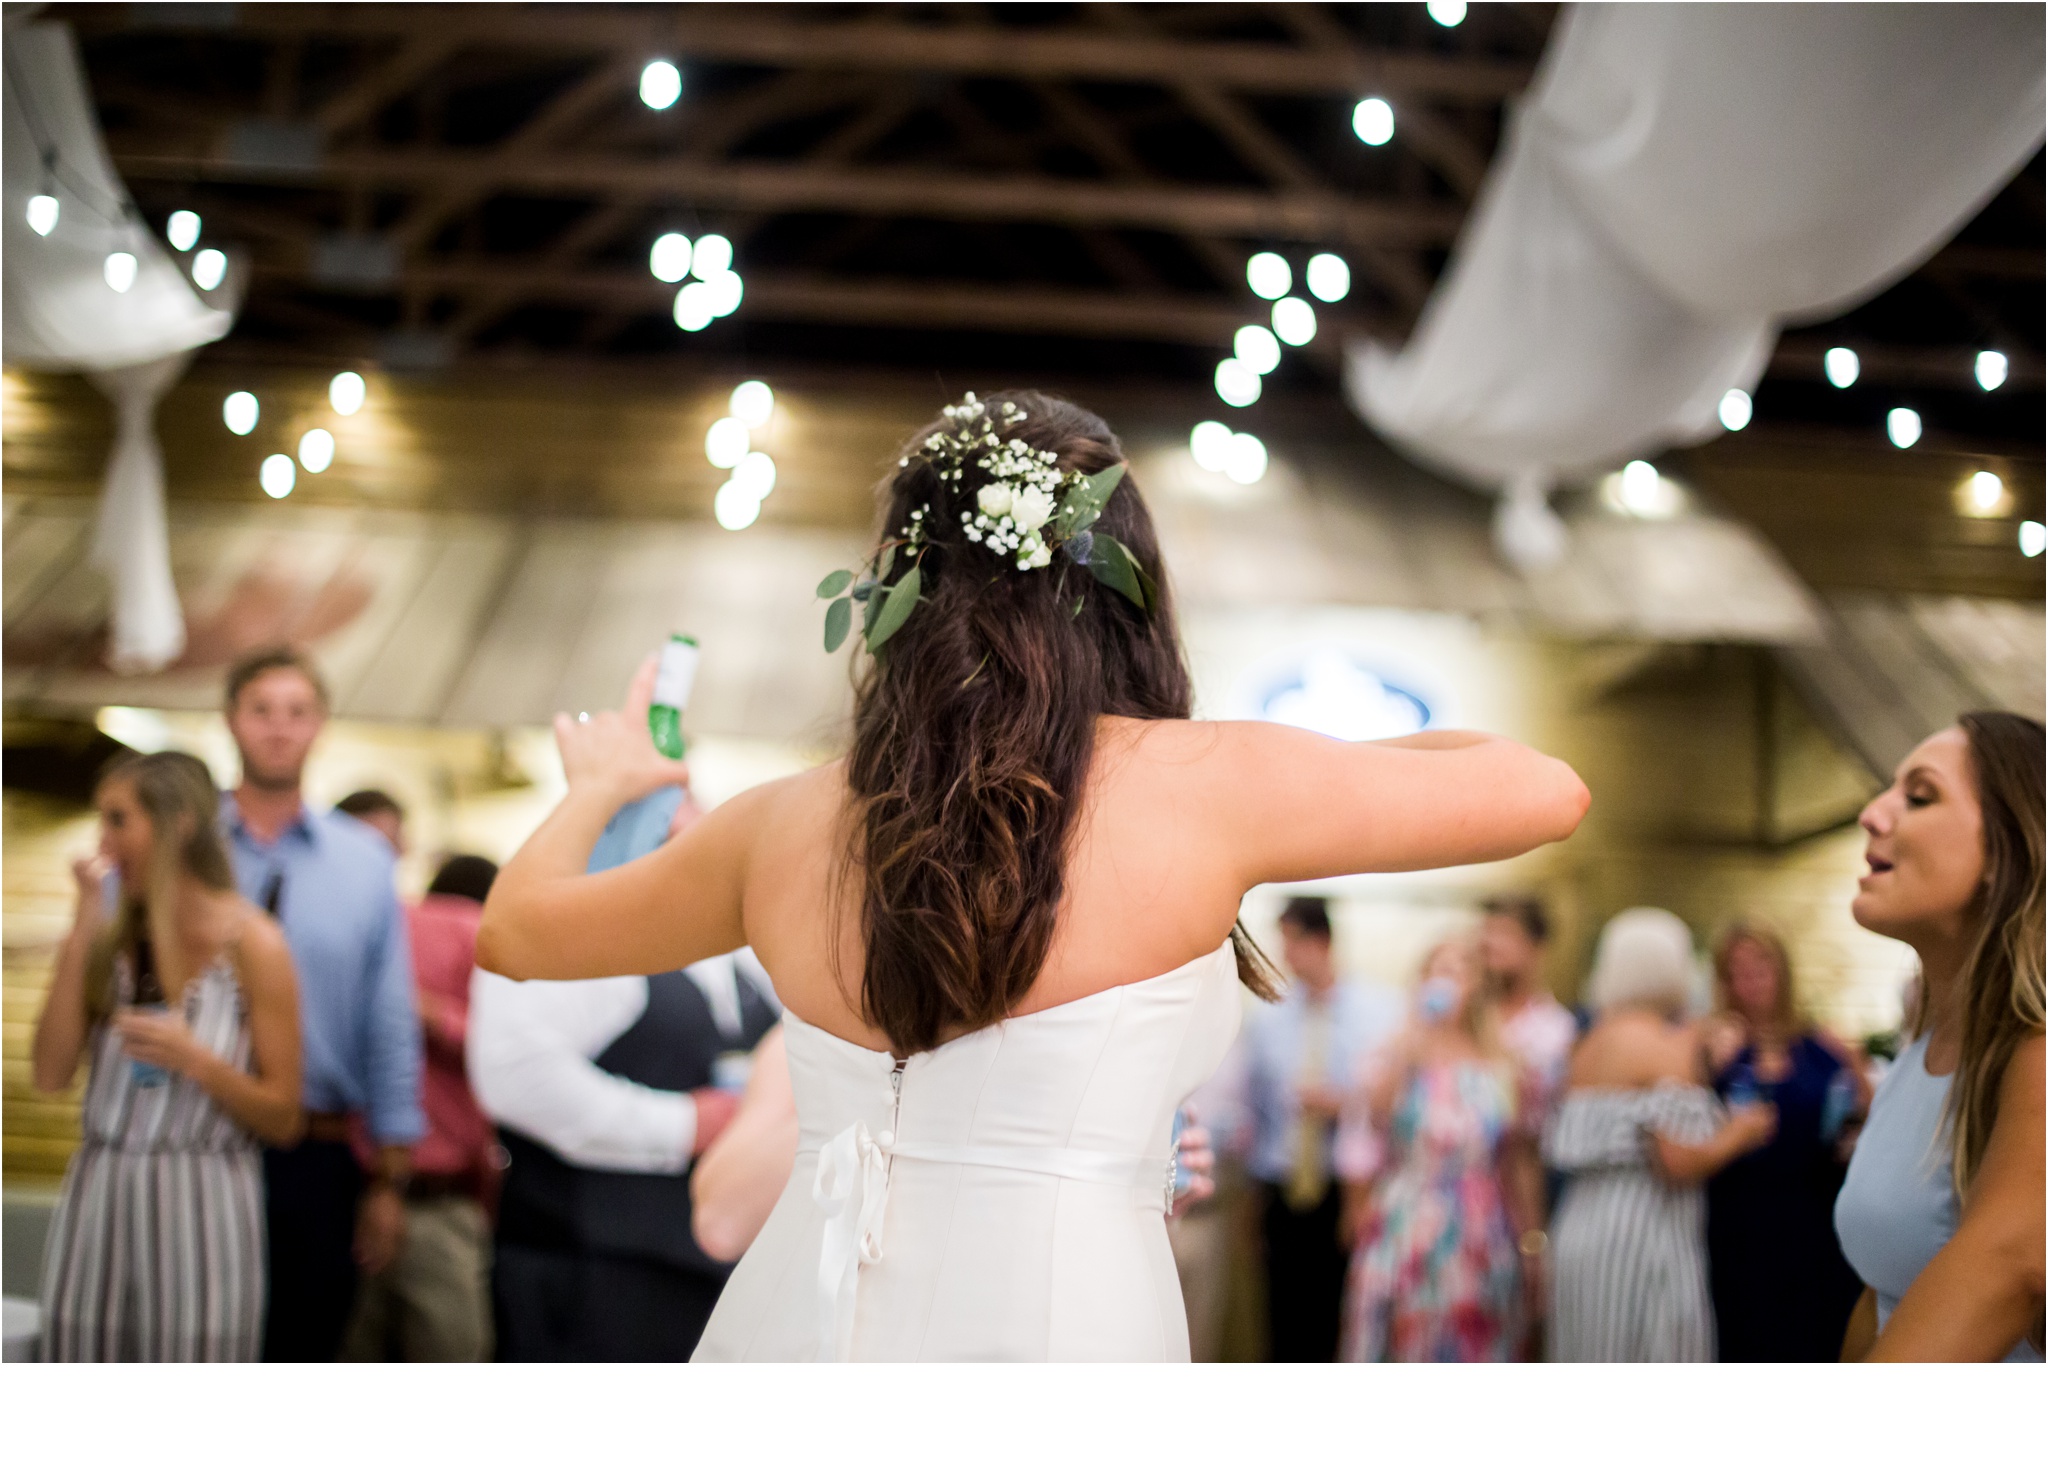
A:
[
  {"xmin": 1350, "ymin": 2, "xmax": 2047, "ymax": 570},
  {"xmin": 88, "ymin": 353, "xmax": 192, "ymax": 674}
]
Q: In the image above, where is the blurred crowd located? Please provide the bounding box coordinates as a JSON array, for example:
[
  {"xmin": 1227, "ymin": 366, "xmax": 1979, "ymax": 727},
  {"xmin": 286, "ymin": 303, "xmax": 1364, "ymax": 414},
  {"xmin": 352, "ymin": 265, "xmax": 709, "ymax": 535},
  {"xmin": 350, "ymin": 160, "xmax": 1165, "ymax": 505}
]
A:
[{"xmin": 24, "ymin": 646, "xmax": 2044, "ymax": 1362}]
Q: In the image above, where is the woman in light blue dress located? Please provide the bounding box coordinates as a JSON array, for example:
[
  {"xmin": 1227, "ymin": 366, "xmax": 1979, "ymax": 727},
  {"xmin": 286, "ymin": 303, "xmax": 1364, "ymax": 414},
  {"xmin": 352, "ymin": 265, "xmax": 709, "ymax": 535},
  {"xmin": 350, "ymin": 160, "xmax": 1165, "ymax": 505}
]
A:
[{"xmin": 1832, "ymin": 712, "xmax": 2043, "ymax": 1362}]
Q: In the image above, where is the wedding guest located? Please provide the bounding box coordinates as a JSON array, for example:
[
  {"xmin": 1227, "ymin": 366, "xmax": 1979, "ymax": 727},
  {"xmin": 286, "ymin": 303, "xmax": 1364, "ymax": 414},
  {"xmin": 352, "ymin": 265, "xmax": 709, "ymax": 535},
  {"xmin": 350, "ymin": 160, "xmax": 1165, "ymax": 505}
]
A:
[
  {"xmin": 337, "ymin": 827, "xmax": 502, "ymax": 1364},
  {"xmin": 1834, "ymin": 713, "xmax": 2044, "ymax": 1362},
  {"xmin": 1700, "ymin": 919, "xmax": 1868, "ymax": 1361},
  {"xmin": 333, "ymin": 788, "xmax": 405, "ymax": 857},
  {"xmin": 34, "ymin": 752, "xmax": 303, "ymax": 1361},
  {"xmin": 1238, "ymin": 896, "xmax": 1404, "ymax": 1360},
  {"xmin": 1479, "ymin": 896, "xmax": 1578, "ymax": 1135},
  {"xmin": 1545, "ymin": 908, "xmax": 1776, "ymax": 1361},
  {"xmin": 218, "ymin": 647, "xmax": 424, "ymax": 1361},
  {"xmin": 470, "ymin": 947, "xmax": 778, "ymax": 1360},
  {"xmin": 1336, "ymin": 937, "xmax": 1543, "ymax": 1361}
]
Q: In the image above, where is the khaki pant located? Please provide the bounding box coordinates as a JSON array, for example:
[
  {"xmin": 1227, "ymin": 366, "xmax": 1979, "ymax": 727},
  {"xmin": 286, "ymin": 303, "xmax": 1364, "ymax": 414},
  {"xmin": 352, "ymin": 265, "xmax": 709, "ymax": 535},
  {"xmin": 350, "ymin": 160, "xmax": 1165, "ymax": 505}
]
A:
[{"xmin": 339, "ymin": 1195, "xmax": 492, "ymax": 1363}]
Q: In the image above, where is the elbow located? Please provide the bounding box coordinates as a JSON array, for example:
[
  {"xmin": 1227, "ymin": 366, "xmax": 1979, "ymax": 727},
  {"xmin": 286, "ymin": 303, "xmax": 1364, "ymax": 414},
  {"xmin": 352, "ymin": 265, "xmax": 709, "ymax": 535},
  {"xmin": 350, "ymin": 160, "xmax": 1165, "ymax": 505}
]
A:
[
  {"xmin": 689, "ymin": 1177, "xmax": 750, "ymax": 1264},
  {"xmin": 257, "ymin": 1105, "xmax": 306, "ymax": 1148}
]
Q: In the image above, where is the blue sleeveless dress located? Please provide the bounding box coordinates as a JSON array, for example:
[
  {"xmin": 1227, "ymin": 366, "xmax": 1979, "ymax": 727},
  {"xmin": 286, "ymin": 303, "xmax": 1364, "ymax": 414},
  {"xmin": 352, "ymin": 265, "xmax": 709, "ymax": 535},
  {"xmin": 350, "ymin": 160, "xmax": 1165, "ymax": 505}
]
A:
[{"xmin": 1833, "ymin": 1033, "xmax": 2042, "ymax": 1363}]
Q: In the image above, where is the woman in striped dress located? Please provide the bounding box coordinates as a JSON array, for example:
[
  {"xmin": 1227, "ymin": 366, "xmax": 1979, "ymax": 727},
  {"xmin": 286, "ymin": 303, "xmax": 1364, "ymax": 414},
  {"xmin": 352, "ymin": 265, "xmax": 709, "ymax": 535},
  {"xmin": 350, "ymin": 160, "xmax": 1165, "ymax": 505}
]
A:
[
  {"xmin": 33, "ymin": 751, "xmax": 303, "ymax": 1362},
  {"xmin": 1543, "ymin": 909, "xmax": 1776, "ymax": 1361}
]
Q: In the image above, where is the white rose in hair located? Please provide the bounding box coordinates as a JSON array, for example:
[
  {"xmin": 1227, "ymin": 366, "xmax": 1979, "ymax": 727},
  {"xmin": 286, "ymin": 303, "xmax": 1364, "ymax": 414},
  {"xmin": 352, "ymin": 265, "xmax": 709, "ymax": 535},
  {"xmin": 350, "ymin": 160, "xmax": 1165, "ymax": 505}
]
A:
[
  {"xmin": 1011, "ymin": 485, "xmax": 1056, "ymax": 533},
  {"xmin": 1026, "ymin": 543, "xmax": 1053, "ymax": 569},
  {"xmin": 977, "ymin": 484, "xmax": 1013, "ymax": 519}
]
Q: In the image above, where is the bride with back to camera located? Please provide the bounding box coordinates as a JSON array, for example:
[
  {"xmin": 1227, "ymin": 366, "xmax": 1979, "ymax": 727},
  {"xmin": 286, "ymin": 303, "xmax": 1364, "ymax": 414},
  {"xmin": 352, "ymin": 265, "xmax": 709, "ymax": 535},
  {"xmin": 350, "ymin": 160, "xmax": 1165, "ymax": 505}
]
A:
[{"xmin": 478, "ymin": 390, "xmax": 1589, "ymax": 1361}]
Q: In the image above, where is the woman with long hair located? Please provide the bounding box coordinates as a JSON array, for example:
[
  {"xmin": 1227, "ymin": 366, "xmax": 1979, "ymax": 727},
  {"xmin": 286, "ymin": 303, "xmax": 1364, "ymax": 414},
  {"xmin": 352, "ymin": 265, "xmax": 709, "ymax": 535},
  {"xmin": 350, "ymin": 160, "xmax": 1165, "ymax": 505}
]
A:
[
  {"xmin": 1700, "ymin": 920, "xmax": 1869, "ymax": 1360},
  {"xmin": 1834, "ymin": 712, "xmax": 2045, "ymax": 1362},
  {"xmin": 480, "ymin": 390, "xmax": 1589, "ymax": 1360},
  {"xmin": 1335, "ymin": 936, "xmax": 1544, "ymax": 1362},
  {"xmin": 1545, "ymin": 908, "xmax": 1778, "ymax": 1361},
  {"xmin": 33, "ymin": 751, "xmax": 303, "ymax": 1361}
]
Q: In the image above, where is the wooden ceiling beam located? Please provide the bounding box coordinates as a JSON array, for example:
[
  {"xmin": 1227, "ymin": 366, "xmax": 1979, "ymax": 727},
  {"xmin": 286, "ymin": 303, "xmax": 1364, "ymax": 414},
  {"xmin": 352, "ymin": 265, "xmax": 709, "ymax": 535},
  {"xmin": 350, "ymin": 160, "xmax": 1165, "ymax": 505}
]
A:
[
  {"xmin": 114, "ymin": 145, "xmax": 1467, "ymax": 247},
  {"xmin": 125, "ymin": 5, "xmax": 1534, "ymax": 102},
  {"xmin": 313, "ymin": 33, "xmax": 464, "ymax": 140}
]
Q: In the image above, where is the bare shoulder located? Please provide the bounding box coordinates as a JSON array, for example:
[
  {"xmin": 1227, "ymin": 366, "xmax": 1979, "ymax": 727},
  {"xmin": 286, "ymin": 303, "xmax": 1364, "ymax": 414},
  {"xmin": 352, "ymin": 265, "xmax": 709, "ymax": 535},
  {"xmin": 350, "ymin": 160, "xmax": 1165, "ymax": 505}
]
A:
[{"xmin": 229, "ymin": 903, "xmax": 297, "ymax": 998}]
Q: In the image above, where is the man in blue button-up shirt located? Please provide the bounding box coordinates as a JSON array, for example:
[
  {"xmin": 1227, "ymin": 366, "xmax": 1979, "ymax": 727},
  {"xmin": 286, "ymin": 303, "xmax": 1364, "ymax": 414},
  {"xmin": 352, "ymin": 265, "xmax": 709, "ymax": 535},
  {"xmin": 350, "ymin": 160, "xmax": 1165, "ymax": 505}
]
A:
[{"xmin": 219, "ymin": 647, "xmax": 423, "ymax": 1361}]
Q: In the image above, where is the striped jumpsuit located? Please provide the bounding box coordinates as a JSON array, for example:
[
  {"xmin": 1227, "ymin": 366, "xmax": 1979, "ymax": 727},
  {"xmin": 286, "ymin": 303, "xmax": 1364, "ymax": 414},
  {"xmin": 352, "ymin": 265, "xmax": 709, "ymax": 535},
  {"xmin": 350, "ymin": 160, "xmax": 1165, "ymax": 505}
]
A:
[
  {"xmin": 40, "ymin": 951, "xmax": 266, "ymax": 1362},
  {"xmin": 1544, "ymin": 1083, "xmax": 1721, "ymax": 1362}
]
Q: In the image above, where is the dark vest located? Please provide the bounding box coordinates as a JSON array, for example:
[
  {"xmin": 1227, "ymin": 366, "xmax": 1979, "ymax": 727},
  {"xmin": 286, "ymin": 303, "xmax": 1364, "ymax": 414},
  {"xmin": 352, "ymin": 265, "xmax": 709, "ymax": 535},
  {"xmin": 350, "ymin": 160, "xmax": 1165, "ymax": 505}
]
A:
[{"xmin": 496, "ymin": 968, "xmax": 779, "ymax": 1275}]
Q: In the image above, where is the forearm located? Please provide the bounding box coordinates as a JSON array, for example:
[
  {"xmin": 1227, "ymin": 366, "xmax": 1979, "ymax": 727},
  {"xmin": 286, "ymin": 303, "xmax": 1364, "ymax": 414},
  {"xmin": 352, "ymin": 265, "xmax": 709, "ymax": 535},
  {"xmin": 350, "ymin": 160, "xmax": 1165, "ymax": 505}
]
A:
[
  {"xmin": 187, "ymin": 1051, "xmax": 305, "ymax": 1146},
  {"xmin": 31, "ymin": 927, "xmax": 96, "ymax": 1092},
  {"xmin": 1502, "ymin": 1143, "xmax": 1545, "ymax": 1239},
  {"xmin": 478, "ymin": 788, "xmax": 622, "ymax": 973},
  {"xmin": 1867, "ymin": 1222, "xmax": 2043, "ymax": 1361},
  {"xmin": 691, "ymin": 1105, "xmax": 797, "ymax": 1263},
  {"xmin": 1840, "ymin": 1288, "xmax": 1878, "ymax": 1362},
  {"xmin": 367, "ymin": 1143, "xmax": 413, "ymax": 1188},
  {"xmin": 1651, "ymin": 1130, "xmax": 1740, "ymax": 1186}
]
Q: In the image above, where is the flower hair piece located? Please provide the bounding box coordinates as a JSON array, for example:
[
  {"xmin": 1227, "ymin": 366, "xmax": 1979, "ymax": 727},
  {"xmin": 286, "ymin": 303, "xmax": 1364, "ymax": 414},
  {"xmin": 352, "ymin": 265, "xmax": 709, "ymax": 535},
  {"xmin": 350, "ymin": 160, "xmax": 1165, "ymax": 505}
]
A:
[{"xmin": 816, "ymin": 392, "xmax": 1156, "ymax": 654}]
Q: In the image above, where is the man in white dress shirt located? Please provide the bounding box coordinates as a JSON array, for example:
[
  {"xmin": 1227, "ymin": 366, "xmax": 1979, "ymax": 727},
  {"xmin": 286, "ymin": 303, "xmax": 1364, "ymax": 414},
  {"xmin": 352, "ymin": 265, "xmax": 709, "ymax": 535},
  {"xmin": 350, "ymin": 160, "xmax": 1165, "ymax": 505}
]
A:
[{"xmin": 468, "ymin": 951, "xmax": 779, "ymax": 1360}]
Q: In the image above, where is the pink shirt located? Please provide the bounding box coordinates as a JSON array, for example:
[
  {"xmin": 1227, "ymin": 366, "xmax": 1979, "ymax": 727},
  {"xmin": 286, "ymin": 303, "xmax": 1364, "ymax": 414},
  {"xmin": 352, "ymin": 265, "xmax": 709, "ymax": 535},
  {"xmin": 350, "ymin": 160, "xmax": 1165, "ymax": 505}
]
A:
[{"xmin": 1500, "ymin": 993, "xmax": 1579, "ymax": 1136}]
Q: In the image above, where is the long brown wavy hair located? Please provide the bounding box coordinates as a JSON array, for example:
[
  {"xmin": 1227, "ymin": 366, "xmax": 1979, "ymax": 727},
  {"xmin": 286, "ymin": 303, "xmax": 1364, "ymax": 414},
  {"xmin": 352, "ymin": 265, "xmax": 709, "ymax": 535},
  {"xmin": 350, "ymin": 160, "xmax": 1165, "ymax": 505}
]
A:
[
  {"xmin": 1942, "ymin": 711, "xmax": 2044, "ymax": 1192},
  {"xmin": 845, "ymin": 389, "xmax": 1277, "ymax": 1054}
]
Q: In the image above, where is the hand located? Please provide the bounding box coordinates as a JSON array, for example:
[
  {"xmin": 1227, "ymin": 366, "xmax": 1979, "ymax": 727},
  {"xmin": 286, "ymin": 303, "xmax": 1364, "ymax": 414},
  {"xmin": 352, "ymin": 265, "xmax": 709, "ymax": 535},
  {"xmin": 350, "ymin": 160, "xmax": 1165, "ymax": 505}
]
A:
[
  {"xmin": 1170, "ymin": 1120, "xmax": 1216, "ymax": 1215},
  {"xmin": 551, "ymin": 654, "xmax": 693, "ymax": 810},
  {"xmin": 1725, "ymin": 1101, "xmax": 1778, "ymax": 1153},
  {"xmin": 355, "ymin": 1182, "xmax": 407, "ymax": 1276},
  {"xmin": 1702, "ymin": 1013, "xmax": 1748, "ymax": 1073},
  {"xmin": 113, "ymin": 1008, "xmax": 204, "ymax": 1077},
  {"xmin": 72, "ymin": 855, "xmax": 109, "ymax": 922},
  {"xmin": 690, "ymin": 1087, "xmax": 741, "ymax": 1155}
]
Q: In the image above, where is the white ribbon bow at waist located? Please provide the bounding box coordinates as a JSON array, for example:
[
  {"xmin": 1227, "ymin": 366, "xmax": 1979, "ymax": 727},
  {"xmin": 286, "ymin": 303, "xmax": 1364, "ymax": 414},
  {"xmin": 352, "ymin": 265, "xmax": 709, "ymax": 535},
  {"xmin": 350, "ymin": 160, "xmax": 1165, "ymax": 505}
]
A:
[{"xmin": 806, "ymin": 1122, "xmax": 1172, "ymax": 1362}]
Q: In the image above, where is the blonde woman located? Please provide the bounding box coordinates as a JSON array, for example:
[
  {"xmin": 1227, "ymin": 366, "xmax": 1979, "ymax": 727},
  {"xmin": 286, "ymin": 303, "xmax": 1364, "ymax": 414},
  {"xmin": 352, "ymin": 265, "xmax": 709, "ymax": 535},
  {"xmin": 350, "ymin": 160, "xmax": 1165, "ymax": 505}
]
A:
[
  {"xmin": 1544, "ymin": 908, "xmax": 1776, "ymax": 1362},
  {"xmin": 1334, "ymin": 937, "xmax": 1543, "ymax": 1362},
  {"xmin": 33, "ymin": 752, "xmax": 303, "ymax": 1361},
  {"xmin": 1701, "ymin": 920, "xmax": 1868, "ymax": 1360},
  {"xmin": 1834, "ymin": 712, "xmax": 2044, "ymax": 1362}
]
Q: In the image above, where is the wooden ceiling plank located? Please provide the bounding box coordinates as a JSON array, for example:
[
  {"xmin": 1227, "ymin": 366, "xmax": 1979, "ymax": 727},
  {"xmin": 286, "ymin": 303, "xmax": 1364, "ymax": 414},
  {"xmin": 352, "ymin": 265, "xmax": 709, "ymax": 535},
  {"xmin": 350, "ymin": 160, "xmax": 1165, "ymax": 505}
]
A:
[
  {"xmin": 314, "ymin": 33, "xmax": 465, "ymax": 140},
  {"xmin": 113, "ymin": 145, "xmax": 1468, "ymax": 248}
]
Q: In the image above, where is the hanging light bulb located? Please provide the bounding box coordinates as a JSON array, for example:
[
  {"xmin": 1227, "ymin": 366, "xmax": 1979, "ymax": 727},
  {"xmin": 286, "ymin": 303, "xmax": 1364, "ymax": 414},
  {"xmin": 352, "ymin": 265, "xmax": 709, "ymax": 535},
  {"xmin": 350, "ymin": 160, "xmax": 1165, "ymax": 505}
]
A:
[
  {"xmin": 2020, "ymin": 520, "xmax": 2046, "ymax": 558},
  {"xmin": 223, "ymin": 391, "xmax": 259, "ymax": 435},
  {"xmin": 1305, "ymin": 253, "xmax": 1350, "ymax": 303},
  {"xmin": 329, "ymin": 371, "xmax": 367, "ymax": 415},
  {"xmin": 691, "ymin": 234, "xmax": 734, "ymax": 278},
  {"xmin": 732, "ymin": 451, "xmax": 777, "ymax": 499},
  {"xmin": 191, "ymin": 248, "xmax": 227, "ymax": 290},
  {"xmin": 730, "ymin": 380, "xmax": 774, "ymax": 426},
  {"xmin": 1246, "ymin": 252, "xmax": 1291, "ymax": 301},
  {"xmin": 704, "ymin": 270, "xmax": 744, "ymax": 318},
  {"xmin": 260, "ymin": 454, "xmax": 296, "ymax": 499},
  {"xmin": 1427, "ymin": 1, "xmax": 1468, "ymax": 26},
  {"xmin": 673, "ymin": 282, "xmax": 716, "ymax": 332},
  {"xmin": 1223, "ymin": 432, "xmax": 1268, "ymax": 486},
  {"xmin": 104, "ymin": 251, "xmax": 138, "ymax": 293},
  {"xmin": 1887, "ymin": 408, "xmax": 1922, "ymax": 449},
  {"xmin": 26, "ymin": 193, "xmax": 59, "ymax": 236},
  {"xmin": 705, "ymin": 416, "xmax": 750, "ymax": 468},
  {"xmin": 1214, "ymin": 359, "xmax": 1262, "ymax": 408},
  {"xmin": 1352, "ymin": 98, "xmax": 1395, "ymax": 146},
  {"xmin": 1824, "ymin": 347, "xmax": 1860, "ymax": 389},
  {"xmin": 1271, "ymin": 297, "xmax": 1317, "ymax": 347},
  {"xmin": 1976, "ymin": 350, "xmax": 2009, "ymax": 392},
  {"xmin": 640, "ymin": 60, "xmax": 683, "ymax": 110},
  {"xmin": 166, "ymin": 210, "xmax": 201, "ymax": 251},
  {"xmin": 1718, "ymin": 388, "xmax": 1753, "ymax": 431},
  {"xmin": 1189, "ymin": 420, "xmax": 1233, "ymax": 473},
  {"xmin": 649, "ymin": 232, "xmax": 692, "ymax": 283},
  {"xmin": 297, "ymin": 428, "xmax": 335, "ymax": 474},
  {"xmin": 714, "ymin": 478, "xmax": 761, "ymax": 530}
]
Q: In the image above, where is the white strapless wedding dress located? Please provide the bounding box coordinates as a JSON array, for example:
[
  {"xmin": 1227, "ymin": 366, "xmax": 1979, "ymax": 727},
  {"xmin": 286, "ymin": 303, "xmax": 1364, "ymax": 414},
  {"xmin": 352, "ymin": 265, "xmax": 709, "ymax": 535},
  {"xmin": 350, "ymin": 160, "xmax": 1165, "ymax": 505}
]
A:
[{"xmin": 693, "ymin": 940, "xmax": 1242, "ymax": 1361}]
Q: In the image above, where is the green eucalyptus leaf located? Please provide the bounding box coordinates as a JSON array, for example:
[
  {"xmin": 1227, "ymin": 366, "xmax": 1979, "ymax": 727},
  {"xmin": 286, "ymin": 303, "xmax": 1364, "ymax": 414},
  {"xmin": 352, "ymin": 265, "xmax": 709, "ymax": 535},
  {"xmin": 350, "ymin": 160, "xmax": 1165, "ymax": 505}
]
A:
[
  {"xmin": 1057, "ymin": 462, "xmax": 1127, "ymax": 537},
  {"xmin": 817, "ymin": 569, "xmax": 853, "ymax": 599},
  {"xmin": 1086, "ymin": 532, "xmax": 1147, "ymax": 610},
  {"xmin": 866, "ymin": 564, "xmax": 922, "ymax": 651},
  {"xmin": 823, "ymin": 595, "xmax": 853, "ymax": 652},
  {"xmin": 876, "ymin": 542, "xmax": 896, "ymax": 582},
  {"xmin": 862, "ymin": 582, "xmax": 884, "ymax": 636}
]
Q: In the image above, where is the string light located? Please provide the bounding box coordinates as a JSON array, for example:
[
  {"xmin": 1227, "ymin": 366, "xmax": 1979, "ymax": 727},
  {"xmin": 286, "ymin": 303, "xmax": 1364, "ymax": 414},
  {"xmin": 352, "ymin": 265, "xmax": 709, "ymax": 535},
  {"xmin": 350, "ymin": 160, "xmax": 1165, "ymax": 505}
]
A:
[
  {"xmin": 1824, "ymin": 347, "xmax": 1860, "ymax": 388},
  {"xmin": 103, "ymin": 251, "xmax": 137, "ymax": 293},
  {"xmin": 1214, "ymin": 359, "xmax": 1261, "ymax": 408},
  {"xmin": 1963, "ymin": 470, "xmax": 2007, "ymax": 516},
  {"xmin": 166, "ymin": 210, "xmax": 201, "ymax": 251},
  {"xmin": 222, "ymin": 391, "xmax": 258, "ymax": 435},
  {"xmin": 730, "ymin": 380, "xmax": 774, "ymax": 426},
  {"xmin": 191, "ymin": 248, "xmax": 227, "ymax": 290},
  {"xmin": 259, "ymin": 454, "xmax": 296, "ymax": 499},
  {"xmin": 297, "ymin": 428, "xmax": 335, "ymax": 473},
  {"xmin": 649, "ymin": 232, "xmax": 692, "ymax": 283},
  {"xmin": 1234, "ymin": 324, "xmax": 1281, "ymax": 375},
  {"xmin": 1246, "ymin": 252, "xmax": 1291, "ymax": 301},
  {"xmin": 1353, "ymin": 98, "xmax": 1395, "ymax": 146},
  {"xmin": 1427, "ymin": 1, "xmax": 1468, "ymax": 26},
  {"xmin": 329, "ymin": 371, "xmax": 366, "ymax": 415},
  {"xmin": 1189, "ymin": 420, "xmax": 1232, "ymax": 473},
  {"xmin": 714, "ymin": 479, "xmax": 761, "ymax": 530},
  {"xmin": 691, "ymin": 234, "xmax": 734, "ymax": 278},
  {"xmin": 1305, "ymin": 253, "xmax": 1351, "ymax": 303},
  {"xmin": 1272, "ymin": 297, "xmax": 1317, "ymax": 347},
  {"xmin": 1886, "ymin": 407, "xmax": 1921, "ymax": 449},
  {"xmin": 732, "ymin": 451, "xmax": 777, "ymax": 498},
  {"xmin": 26, "ymin": 193, "xmax": 58, "ymax": 236},
  {"xmin": 673, "ymin": 282, "xmax": 716, "ymax": 331},
  {"xmin": 640, "ymin": 60, "xmax": 682, "ymax": 110},
  {"xmin": 704, "ymin": 269, "xmax": 744, "ymax": 317},
  {"xmin": 705, "ymin": 416, "xmax": 750, "ymax": 468},
  {"xmin": 1718, "ymin": 388, "xmax": 1753, "ymax": 431},
  {"xmin": 1976, "ymin": 350, "xmax": 2008, "ymax": 391},
  {"xmin": 1224, "ymin": 431, "xmax": 1268, "ymax": 486},
  {"xmin": 2021, "ymin": 520, "xmax": 2045, "ymax": 558}
]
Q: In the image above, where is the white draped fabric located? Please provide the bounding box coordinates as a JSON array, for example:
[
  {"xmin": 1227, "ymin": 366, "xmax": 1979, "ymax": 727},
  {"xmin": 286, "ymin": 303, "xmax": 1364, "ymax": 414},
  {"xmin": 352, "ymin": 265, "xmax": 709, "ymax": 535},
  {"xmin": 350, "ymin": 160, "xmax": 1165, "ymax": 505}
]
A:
[
  {"xmin": 4, "ymin": 20, "xmax": 237, "ymax": 672},
  {"xmin": 1350, "ymin": 3, "xmax": 2046, "ymax": 569}
]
